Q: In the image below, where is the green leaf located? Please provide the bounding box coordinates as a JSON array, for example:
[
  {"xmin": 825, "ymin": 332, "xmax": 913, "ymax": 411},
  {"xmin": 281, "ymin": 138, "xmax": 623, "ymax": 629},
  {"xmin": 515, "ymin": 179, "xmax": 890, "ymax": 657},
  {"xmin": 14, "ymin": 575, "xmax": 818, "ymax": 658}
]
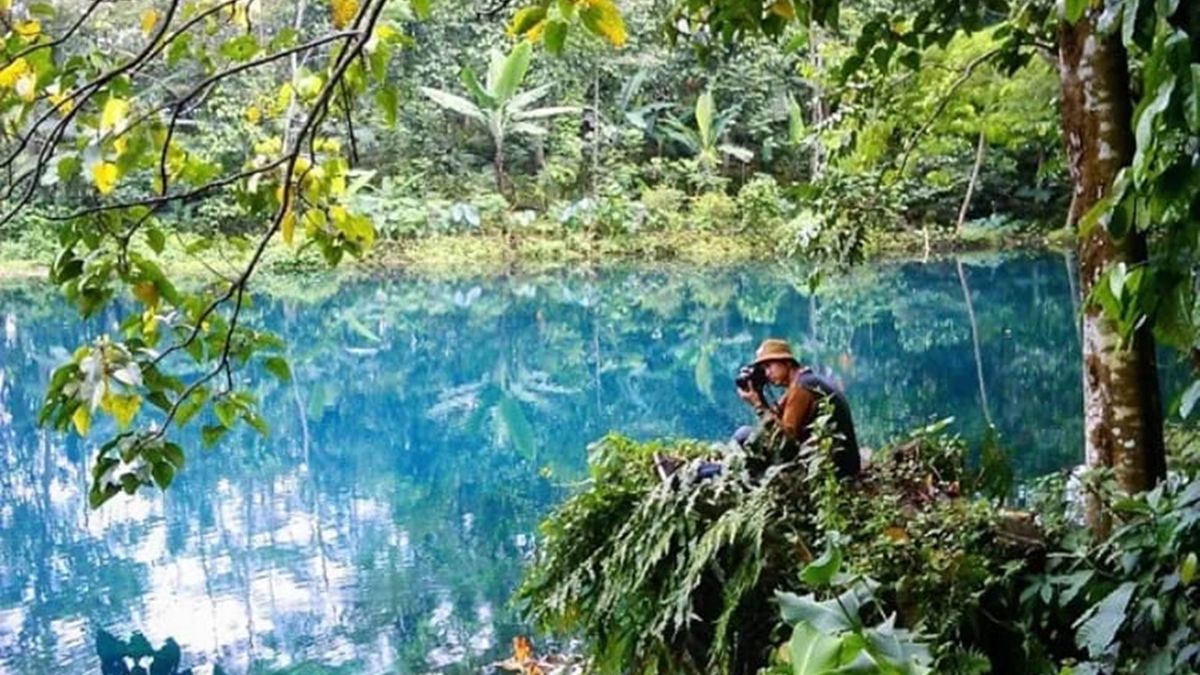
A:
[
  {"xmin": 1180, "ymin": 552, "xmax": 1198, "ymax": 585},
  {"xmin": 545, "ymin": 20, "xmax": 568, "ymax": 55},
  {"xmin": 145, "ymin": 226, "xmax": 166, "ymax": 254},
  {"xmin": 244, "ymin": 411, "xmax": 269, "ymax": 436},
  {"xmin": 784, "ymin": 26, "xmax": 809, "ymax": 52},
  {"xmin": 695, "ymin": 90, "xmax": 715, "ymax": 150},
  {"xmin": 787, "ymin": 621, "xmax": 844, "ymax": 674},
  {"xmin": 1187, "ymin": 65, "xmax": 1200, "ymax": 133},
  {"xmin": 151, "ymin": 460, "xmax": 175, "ymax": 489},
  {"xmin": 214, "ymin": 398, "xmax": 238, "ymax": 428},
  {"xmin": 460, "ymin": 66, "xmax": 496, "ymax": 109},
  {"xmin": 264, "ymin": 356, "xmax": 292, "ymax": 383},
  {"xmin": 1132, "ymin": 80, "xmax": 1175, "ymax": 181},
  {"xmin": 419, "ymin": 87, "xmax": 487, "ymax": 123},
  {"xmin": 162, "ymin": 442, "xmax": 185, "ymax": 469},
  {"xmin": 493, "ymin": 40, "xmax": 532, "ymax": 104},
  {"xmin": 1180, "ymin": 380, "xmax": 1200, "ymax": 419},
  {"xmin": 175, "ymin": 387, "xmax": 209, "ymax": 427},
  {"xmin": 201, "ymin": 424, "xmax": 227, "ymax": 448},
  {"xmin": 799, "ymin": 541, "xmax": 843, "ymax": 587},
  {"xmin": 787, "ymin": 94, "xmax": 806, "ymax": 146},
  {"xmin": 411, "ymin": 0, "xmax": 431, "ymax": 19},
  {"xmin": 375, "ymin": 84, "xmax": 399, "ymax": 127},
  {"xmin": 1074, "ymin": 581, "xmax": 1136, "ymax": 658},
  {"xmin": 28, "ymin": 3, "xmax": 56, "ymax": 18},
  {"xmin": 1060, "ymin": 0, "xmax": 1087, "ymax": 24},
  {"xmin": 776, "ymin": 590, "xmax": 855, "ymax": 632},
  {"xmin": 219, "ymin": 34, "xmax": 259, "ymax": 62}
]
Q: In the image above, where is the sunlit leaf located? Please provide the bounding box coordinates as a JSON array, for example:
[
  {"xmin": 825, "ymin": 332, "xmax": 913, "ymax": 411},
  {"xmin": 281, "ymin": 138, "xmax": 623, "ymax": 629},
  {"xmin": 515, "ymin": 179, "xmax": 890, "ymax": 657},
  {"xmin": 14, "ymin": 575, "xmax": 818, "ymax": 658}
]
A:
[
  {"xmin": 91, "ymin": 162, "xmax": 119, "ymax": 195},
  {"xmin": 579, "ymin": 0, "xmax": 626, "ymax": 47},
  {"xmin": 332, "ymin": 0, "xmax": 358, "ymax": 28},
  {"xmin": 72, "ymin": 406, "xmax": 91, "ymax": 437},
  {"xmin": 100, "ymin": 98, "xmax": 129, "ymax": 135},
  {"xmin": 140, "ymin": 8, "xmax": 158, "ymax": 37}
]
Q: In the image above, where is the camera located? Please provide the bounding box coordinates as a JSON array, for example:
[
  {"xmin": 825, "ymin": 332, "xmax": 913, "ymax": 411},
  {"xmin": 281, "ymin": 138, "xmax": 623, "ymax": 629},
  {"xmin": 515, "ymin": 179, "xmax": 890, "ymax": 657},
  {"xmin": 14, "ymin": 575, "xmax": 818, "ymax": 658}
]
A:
[{"xmin": 735, "ymin": 363, "xmax": 768, "ymax": 392}]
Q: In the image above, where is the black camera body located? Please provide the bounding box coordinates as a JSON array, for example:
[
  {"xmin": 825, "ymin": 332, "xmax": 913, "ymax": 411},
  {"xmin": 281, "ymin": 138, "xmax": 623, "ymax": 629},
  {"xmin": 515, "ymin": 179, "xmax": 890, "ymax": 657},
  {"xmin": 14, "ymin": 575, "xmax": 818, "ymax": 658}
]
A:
[{"xmin": 735, "ymin": 363, "xmax": 768, "ymax": 393}]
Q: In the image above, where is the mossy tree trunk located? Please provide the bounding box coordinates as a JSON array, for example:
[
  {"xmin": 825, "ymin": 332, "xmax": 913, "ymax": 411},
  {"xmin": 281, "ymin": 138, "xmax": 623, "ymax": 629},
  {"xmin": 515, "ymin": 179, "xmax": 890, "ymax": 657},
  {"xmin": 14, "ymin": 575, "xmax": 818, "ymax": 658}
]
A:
[{"xmin": 1057, "ymin": 10, "xmax": 1166, "ymax": 537}]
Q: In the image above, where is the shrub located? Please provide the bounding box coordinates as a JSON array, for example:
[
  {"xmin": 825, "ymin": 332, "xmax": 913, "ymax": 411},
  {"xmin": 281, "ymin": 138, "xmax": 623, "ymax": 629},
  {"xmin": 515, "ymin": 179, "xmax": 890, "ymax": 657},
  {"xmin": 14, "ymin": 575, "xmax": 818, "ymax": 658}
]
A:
[
  {"xmin": 516, "ymin": 419, "xmax": 1037, "ymax": 674},
  {"xmin": 735, "ymin": 174, "xmax": 787, "ymax": 231},
  {"xmin": 639, "ymin": 186, "xmax": 687, "ymax": 231},
  {"xmin": 691, "ymin": 192, "xmax": 737, "ymax": 231}
]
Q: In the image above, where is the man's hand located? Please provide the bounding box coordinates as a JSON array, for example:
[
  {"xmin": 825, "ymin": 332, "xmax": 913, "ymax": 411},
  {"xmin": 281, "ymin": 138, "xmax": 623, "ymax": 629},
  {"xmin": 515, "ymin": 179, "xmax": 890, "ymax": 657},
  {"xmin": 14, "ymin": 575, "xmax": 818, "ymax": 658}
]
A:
[{"xmin": 737, "ymin": 385, "xmax": 764, "ymax": 409}]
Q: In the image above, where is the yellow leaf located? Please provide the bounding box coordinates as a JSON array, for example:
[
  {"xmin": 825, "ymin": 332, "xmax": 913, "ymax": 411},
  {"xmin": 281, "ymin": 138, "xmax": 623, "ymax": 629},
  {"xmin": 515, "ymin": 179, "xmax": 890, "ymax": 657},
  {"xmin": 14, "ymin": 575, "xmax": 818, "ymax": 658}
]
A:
[
  {"xmin": 245, "ymin": 104, "xmax": 261, "ymax": 124},
  {"xmin": 0, "ymin": 0, "xmax": 10, "ymax": 13},
  {"xmin": 132, "ymin": 281, "xmax": 159, "ymax": 308},
  {"xmin": 48, "ymin": 90, "xmax": 74, "ymax": 116},
  {"xmin": 142, "ymin": 308, "xmax": 159, "ymax": 337},
  {"xmin": 72, "ymin": 406, "xmax": 91, "ymax": 437},
  {"xmin": 103, "ymin": 392, "xmax": 141, "ymax": 430},
  {"xmin": 114, "ymin": 135, "xmax": 129, "ymax": 155},
  {"xmin": 92, "ymin": 162, "xmax": 119, "ymax": 195},
  {"xmin": 15, "ymin": 73, "xmax": 35, "ymax": 102},
  {"xmin": 273, "ymin": 82, "xmax": 294, "ymax": 115},
  {"xmin": 140, "ymin": 8, "xmax": 158, "ymax": 36},
  {"xmin": 332, "ymin": 0, "xmax": 358, "ymax": 28},
  {"xmin": 100, "ymin": 98, "xmax": 129, "ymax": 135},
  {"xmin": 768, "ymin": 0, "xmax": 795, "ymax": 19},
  {"xmin": 883, "ymin": 526, "xmax": 910, "ymax": 544},
  {"xmin": 281, "ymin": 210, "xmax": 296, "ymax": 245},
  {"xmin": 582, "ymin": 0, "xmax": 626, "ymax": 47},
  {"xmin": 0, "ymin": 57, "xmax": 29, "ymax": 88},
  {"xmin": 14, "ymin": 20, "xmax": 40, "ymax": 40},
  {"xmin": 525, "ymin": 19, "xmax": 548, "ymax": 41}
]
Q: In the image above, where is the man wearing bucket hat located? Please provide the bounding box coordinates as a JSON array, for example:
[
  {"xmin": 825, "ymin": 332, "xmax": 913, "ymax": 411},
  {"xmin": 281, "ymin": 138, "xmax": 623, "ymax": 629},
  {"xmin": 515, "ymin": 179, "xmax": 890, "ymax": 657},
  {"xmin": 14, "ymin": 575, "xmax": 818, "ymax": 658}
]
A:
[{"xmin": 735, "ymin": 338, "xmax": 861, "ymax": 479}]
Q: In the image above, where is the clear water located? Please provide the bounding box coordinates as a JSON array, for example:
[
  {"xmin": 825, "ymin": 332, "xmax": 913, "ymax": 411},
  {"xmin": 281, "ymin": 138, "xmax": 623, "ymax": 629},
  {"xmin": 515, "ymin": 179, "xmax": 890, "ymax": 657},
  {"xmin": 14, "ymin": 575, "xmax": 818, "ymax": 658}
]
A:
[{"xmin": 0, "ymin": 254, "xmax": 1089, "ymax": 673}]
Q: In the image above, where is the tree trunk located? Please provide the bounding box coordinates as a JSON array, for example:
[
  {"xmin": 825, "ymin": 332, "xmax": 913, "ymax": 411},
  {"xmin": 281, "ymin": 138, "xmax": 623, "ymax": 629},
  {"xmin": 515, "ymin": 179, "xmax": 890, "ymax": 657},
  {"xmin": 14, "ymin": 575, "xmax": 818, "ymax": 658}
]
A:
[
  {"xmin": 955, "ymin": 128, "xmax": 986, "ymax": 232},
  {"xmin": 1058, "ymin": 12, "xmax": 1166, "ymax": 536},
  {"xmin": 808, "ymin": 22, "xmax": 825, "ymax": 180},
  {"xmin": 494, "ymin": 135, "xmax": 506, "ymax": 195}
]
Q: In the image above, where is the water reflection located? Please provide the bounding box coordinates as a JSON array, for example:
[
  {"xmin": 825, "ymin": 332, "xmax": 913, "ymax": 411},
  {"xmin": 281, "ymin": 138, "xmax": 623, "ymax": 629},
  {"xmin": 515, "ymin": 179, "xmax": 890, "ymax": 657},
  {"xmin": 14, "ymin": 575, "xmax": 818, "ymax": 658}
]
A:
[{"xmin": 0, "ymin": 255, "xmax": 1084, "ymax": 673}]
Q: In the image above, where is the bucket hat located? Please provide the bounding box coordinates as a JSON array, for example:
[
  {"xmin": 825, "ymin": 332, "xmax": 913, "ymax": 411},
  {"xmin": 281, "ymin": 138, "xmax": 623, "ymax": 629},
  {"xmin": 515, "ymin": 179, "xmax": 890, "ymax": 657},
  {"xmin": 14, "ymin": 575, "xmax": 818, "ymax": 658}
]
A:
[{"xmin": 751, "ymin": 338, "xmax": 799, "ymax": 366}]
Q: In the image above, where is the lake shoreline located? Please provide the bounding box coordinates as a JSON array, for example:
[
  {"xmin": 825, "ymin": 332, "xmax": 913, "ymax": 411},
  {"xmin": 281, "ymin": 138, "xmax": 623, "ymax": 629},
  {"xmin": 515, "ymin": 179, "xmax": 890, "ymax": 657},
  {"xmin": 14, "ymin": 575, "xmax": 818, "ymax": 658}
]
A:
[{"xmin": 0, "ymin": 227, "xmax": 1073, "ymax": 284}]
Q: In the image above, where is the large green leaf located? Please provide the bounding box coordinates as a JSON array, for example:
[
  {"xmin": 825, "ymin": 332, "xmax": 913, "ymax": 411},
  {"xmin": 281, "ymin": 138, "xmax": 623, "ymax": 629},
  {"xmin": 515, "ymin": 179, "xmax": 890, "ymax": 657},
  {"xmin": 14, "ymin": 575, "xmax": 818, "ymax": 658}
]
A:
[
  {"xmin": 418, "ymin": 87, "xmax": 487, "ymax": 123},
  {"xmin": 460, "ymin": 67, "xmax": 497, "ymax": 110},
  {"xmin": 788, "ymin": 93, "xmax": 807, "ymax": 146},
  {"xmin": 512, "ymin": 105, "xmax": 580, "ymax": 121},
  {"xmin": 776, "ymin": 591, "xmax": 855, "ymax": 633},
  {"xmin": 799, "ymin": 541, "xmax": 843, "ymax": 587},
  {"xmin": 718, "ymin": 143, "xmax": 754, "ymax": 163},
  {"xmin": 1074, "ymin": 581, "xmax": 1136, "ymax": 659},
  {"xmin": 696, "ymin": 90, "xmax": 715, "ymax": 149},
  {"xmin": 493, "ymin": 41, "xmax": 533, "ymax": 104},
  {"xmin": 507, "ymin": 83, "xmax": 553, "ymax": 113},
  {"xmin": 787, "ymin": 622, "xmax": 843, "ymax": 674},
  {"xmin": 509, "ymin": 121, "xmax": 549, "ymax": 137}
]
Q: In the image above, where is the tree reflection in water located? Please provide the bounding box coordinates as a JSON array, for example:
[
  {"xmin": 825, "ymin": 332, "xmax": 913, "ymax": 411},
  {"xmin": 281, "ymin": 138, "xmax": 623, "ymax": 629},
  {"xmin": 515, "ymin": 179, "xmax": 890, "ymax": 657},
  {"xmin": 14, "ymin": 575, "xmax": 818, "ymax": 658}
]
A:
[{"xmin": 0, "ymin": 256, "xmax": 1084, "ymax": 673}]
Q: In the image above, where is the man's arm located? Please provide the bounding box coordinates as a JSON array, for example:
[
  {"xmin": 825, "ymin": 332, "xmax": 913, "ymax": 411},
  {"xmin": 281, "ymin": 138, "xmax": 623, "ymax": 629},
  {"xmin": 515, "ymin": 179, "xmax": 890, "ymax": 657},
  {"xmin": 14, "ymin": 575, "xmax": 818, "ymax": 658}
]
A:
[{"xmin": 743, "ymin": 384, "xmax": 816, "ymax": 441}]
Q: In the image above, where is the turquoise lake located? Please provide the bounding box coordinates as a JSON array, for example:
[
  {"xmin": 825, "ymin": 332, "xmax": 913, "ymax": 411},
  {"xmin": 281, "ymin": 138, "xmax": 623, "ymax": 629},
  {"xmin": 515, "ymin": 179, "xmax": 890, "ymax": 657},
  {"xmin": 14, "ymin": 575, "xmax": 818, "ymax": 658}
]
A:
[{"xmin": 0, "ymin": 254, "xmax": 1092, "ymax": 673}]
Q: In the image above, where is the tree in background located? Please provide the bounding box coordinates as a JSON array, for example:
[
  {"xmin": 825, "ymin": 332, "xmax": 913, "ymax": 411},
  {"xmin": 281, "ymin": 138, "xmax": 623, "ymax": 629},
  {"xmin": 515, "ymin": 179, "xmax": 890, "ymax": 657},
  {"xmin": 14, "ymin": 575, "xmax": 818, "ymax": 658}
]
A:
[{"xmin": 419, "ymin": 40, "xmax": 578, "ymax": 194}]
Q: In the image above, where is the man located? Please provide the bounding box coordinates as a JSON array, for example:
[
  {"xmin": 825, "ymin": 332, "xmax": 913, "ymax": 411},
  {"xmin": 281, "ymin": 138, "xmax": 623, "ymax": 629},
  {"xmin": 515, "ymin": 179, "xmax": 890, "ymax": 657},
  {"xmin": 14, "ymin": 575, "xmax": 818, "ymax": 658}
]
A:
[{"xmin": 736, "ymin": 338, "xmax": 861, "ymax": 479}]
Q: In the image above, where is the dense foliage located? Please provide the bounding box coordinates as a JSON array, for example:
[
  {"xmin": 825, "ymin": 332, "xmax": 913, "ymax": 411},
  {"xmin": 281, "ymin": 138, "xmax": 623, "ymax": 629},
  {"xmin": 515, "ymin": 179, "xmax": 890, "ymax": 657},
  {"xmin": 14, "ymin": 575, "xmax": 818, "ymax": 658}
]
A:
[
  {"xmin": 517, "ymin": 420, "xmax": 1037, "ymax": 673},
  {"xmin": 517, "ymin": 422, "xmax": 1200, "ymax": 673}
]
